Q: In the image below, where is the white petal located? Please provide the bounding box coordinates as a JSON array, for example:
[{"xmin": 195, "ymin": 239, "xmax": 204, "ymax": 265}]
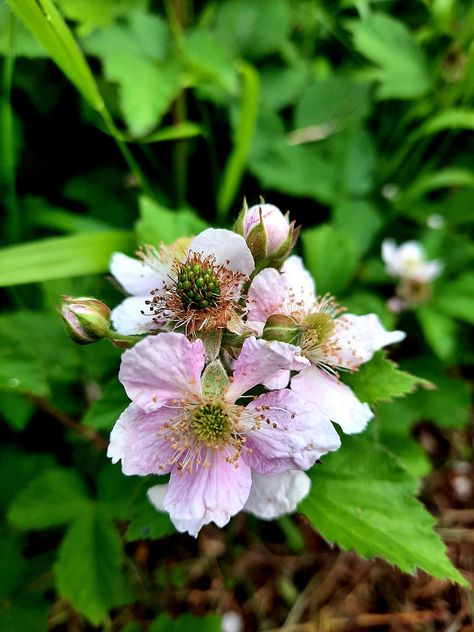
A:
[
  {"xmin": 291, "ymin": 366, "xmax": 373, "ymax": 434},
  {"xmin": 262, "ymin": 369, "xmax": 290, "ymax": 390},
  {"xmin": 111, "ymin": 296, "xmax": 158, "ymax": 335},
  {"xmin": 246, "ymin": 268, "xmax": 286, "ymax": 324},
  {"xmin": 281, "ymin": 256, "xmax": 316, "ymax": 312},
  {"xmin": 147, "ymin": 484, "xmax": 168, "ymax": 511},
  {"xmin": 189, "ymin": 228, "xmax": 254, "ymax": 277},
  {"xmin": 110, "ymin": 252, "xmax": 166, "ymax": 296},
  {"xmin": 244, "ymin": 470, "xmax": 311, "ymax": 520},
  {"xmin": 326, "ymin": 313, "xmax": 406, "ymax": 369}
]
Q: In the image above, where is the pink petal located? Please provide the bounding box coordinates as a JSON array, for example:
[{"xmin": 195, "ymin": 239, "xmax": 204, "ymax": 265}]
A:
[
  {"xmin": 119, "ymin": 332, "xmax": 204, "ymax": 412},
  {"xmin": 281, "ymin": 256, "xmax": 317, "ymax": 313},
  {"xmin": 110, "ymin": 252, "xmax": 167, "ymax": 296},
  {"xmin": 246, "ymin": 268, "xmax": 286, "ymax": 324},
  {"xmin": 111, "ymin": 296, "xmax": 159, "ymax": 335},
  {"xmin": 244, "ymin": 203, "xmax": 289, "ymax": 254},
  {"xmin": 326, "ymin": 313, "xmax": 406, "ymax": 369},
  {"xmin": 243, "ymin": 389, "xmax": 340, "ymax": 473},
  {"xmin": 226, "ymin": 337, "xmax": 309, "ymax": 402},
  {"xmin": 189, "ymin": 228, "xmax": 254, "ymax": 277},
  {"xmin": 263, "ymin": 369, "xmax": 290, "ymax": 390},
  {"xmin": 163, "ymin": 451, "xmax": 252, "ymax": 536},
  {"xmin": 291, "ymin": 366, "xmax": 373, "ymax": 434},
  {"xmin": 107, "ymin": 404, "xmax": 176, "ymax": 475},
  {"xmin": 244, "ymin": 470, "xmax": 311, "ymax": 520}
]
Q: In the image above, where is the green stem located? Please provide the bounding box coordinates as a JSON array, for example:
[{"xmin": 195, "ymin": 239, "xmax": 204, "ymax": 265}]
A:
[{"xmin": 1, "ymin": 14, "xmax": 20, "ymax": 243}]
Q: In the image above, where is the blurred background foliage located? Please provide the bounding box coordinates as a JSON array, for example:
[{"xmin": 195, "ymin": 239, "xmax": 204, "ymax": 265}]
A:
[{"xmin": 0, "ymin": 0, "xmax": 473, "ymax": 629}]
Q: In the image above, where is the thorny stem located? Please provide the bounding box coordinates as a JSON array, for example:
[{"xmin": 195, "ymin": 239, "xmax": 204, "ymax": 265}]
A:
[{"xmin": 28, "ymin": 395, "xmax": 108, "ymax": 451}]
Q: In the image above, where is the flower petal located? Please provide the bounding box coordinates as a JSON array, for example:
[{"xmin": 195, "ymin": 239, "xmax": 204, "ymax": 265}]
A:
[
  {"xmin": 107, "ymin": 403, "xmax": 176, "ymax": 475},
  {"xmin": 110, "ymin": 252, "xmax": 166, "ymax": 296},
  {"xmin": 119, "ymin": 332, "xmax": 204, "ymax": 412},
  {"xmin": 189, "ymin": 228, "xmax": 254, "ymax": 277},
  {"xmin": 243, "ymin": 389, "xmax": 340, "ymax": 473},
  {"xmin": 327, "ymin": 313, "xmax": 406, "ymax": 369},
  {"xmin": 291, "ymin": 366, "xmax": 373, "ymax": 434},
  {"xmin": 111, "ymin": 296, "xmax": 159, "ymax": 335},
  {"xmin": 263, "ymin": 369, "xmax": 290, "ymax": 390},
  {"xmin": 246, "ymin": 268, "xmax": 286, "ymax": 324},
  {"xmin": 226, "ymin": 337, "xmax": 309, "ymax": 402},
  {"xmin": 281, "ymin": 256, "xmax": 316, "ymax": 312},
  {"xmin": 244, "ymin": 470, "xmax": 311, "ymax": 520},
  {"xmin": 163, "ymin": 451, "xmax": 252, "ymax": 536},
  {"xmin": 244, "ymin": 203, "xmax": 289, "ymax": 254}
]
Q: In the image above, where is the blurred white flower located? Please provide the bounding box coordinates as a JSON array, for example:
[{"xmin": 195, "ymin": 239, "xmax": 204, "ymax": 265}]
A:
[
  {"xmin": 381, "ymin": 239, "xmax": 443, "ymax": 283},
  {"xmin": 221, "ymin": 611, "xmax": 244, "ymax": 632}
]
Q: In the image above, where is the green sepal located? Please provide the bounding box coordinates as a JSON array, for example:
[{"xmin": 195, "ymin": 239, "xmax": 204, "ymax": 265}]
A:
[
  {"xmin": 201, "ymin": 359, "xmax": 229, "ymax": 398},
  {"xmin": 263, "ymin": 314, "xmax": 301, "ymax": 345}
]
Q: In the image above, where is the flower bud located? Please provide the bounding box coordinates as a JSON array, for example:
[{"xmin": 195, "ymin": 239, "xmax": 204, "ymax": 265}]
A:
[
  {"xmin": 262, "ymin": 314, "xmax": 301, "ymax": 346},
  {"xmin": 60, "ymin": 296, "xmax": 111, "ymax": 345},
  {"xmin": 234, "ymin": 201, "xmax": 299, "ymax": 263}
]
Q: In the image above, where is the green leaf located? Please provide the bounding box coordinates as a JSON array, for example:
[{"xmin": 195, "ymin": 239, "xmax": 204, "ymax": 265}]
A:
[
  {"xmin": 300, "ymin": 435, "xmax": 466, "ymax": 584},
  {"xmin": 55, "ymin": 509, "xmax": 131, "ymax": 624},
  {"xmin": 433, "ymin": 273, "xmax": 474, "ymax": 325},
  {"xmin": 302, "ymin": 224, "xmax": 358, "ymax": 295},
  {"xmin": 84, "ymin": 11, "xmax": 181, "ymax": 136},
  {"xmin": 416, "ymin": 108, "xmax": 474, "ymax": 137},
  {"xmin": 0, "ymin": 531, "xmax": 26, "ymax": 599},
  {"xmin": 97, "ymin": 464, "xmax": 143, "ymax": 521},
  {"xmin": 184, "ymin": 30, "xmax": 237, "ymax": 94},
  {"xmin": 136, "ymin": 196, "xmax": 208, "ymax": 245},
  {"xmin": 9, "ymin": 468, "xmax": 89, "ymax": 529},
  {"xmin": 139, "ymin": 122, "xmax": 203, "ymax": 144},
  {"xmin": 0, "ymin": 230, "xmax": 134, "ymax": 286},
  {"xmin": 416, "ymin": 308, "xmax": 458, "ymax": 361},
  {"xmin": 400, "ymin": 167, "xmax": 474, "ymax": 205},
  {"xmin": 347, "ymin": 14, "xmax": 430, "ymax": 100},
  {"xmin": 0, "ymin": 4, "xmax": 47, "ymax": 57},
  {"xmin": 0, "ymin": 603, "xmax": 48, "ymax": 632},
  {"xmin": 126, "ymin": 495, "xmax": 175, "ymax": 542},
  {"xmin": 0, "ymin": 346, "xmax": 49, "ymax": 397},
  {"xmin": 83, "ymin": 380, "xmax": 129, "ymax": 430},
  {"xmin": 344, "ymin": 351, "xmax": 433, "ymax": 405},
  {"xmin": 150, "ymin": 613, "xmax": 221, "ymax": 632},
  {"xmin": 0, "ymin": 448, "xmax": 55, "ymax": 513},
  {"xmin": 56, "ymin": 0, "xmax": 146, "ymax": 36},
  {"xmin": 0, "ymin": 393, "xmax": 35, "ymax": 431}
]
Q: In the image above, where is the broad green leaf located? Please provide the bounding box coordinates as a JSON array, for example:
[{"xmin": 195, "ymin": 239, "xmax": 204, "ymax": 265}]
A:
[
  {"xmin": 126, "ymin": 496, "xmax": 175, "ymax": 542},
  {"xmin": 0, "ymin": 603, "xmax": 48, "ymax": 632},
  {"xmin": 56, "ymin": 0, "xmax": 146, "ymax": 36},
  {"xmin": 344, "ymin": 351, "xmax": 432, "ymax": 405},
  {"xmin": 0, "ymin": 392, "xmax": 35, "ymax": 431},
  {"xmin": 260, "ymin": 62, "xmax": 308, "ymax": 112},
  {"xmin": 300, "ymin": 436, "xmax": 467, "ymax": 584},
  {"xmin": 184, "ymin": 30, "xmax": 237, "ymax": 94},
  {"xmin": 55, "ymin": 509, "xmax": 131, "ymax": 624},
  {"xmin": 215, "ymin": 0, "xmax": 289, "ymax": 61},
  {"xmin": 326, "ymin": 127, "xmax": 376, "ymax": 198},
  {"xmin": 347, "ymin": 14, "xmax": 430, "ymax": 99},
  {"xmin": 416, "ymin": 308, "xmax": 458, "ymax": 361},
  {"xmin": 8, "ymin": 468, "xmax": 89, "ymax": 529},
  {"xmin": 96, "ymin": 464, "xmax": 143, "ymax": 521},
  {"xmin": 0, "ymin": 346, "xmax": 49, "ymax": 397},
  {"xmin": 433, "ymin": 273, "xmax": 474, "ymax": 324},
  {"xmin": 150, "ymin": 613, "xmax": 221, "ymax": 632},
  {"xmin": 0, "ymin": 448, "xmax": 55, "ymax": 513},
  {"xmin": 83, "ymin": 380, "xmax": 129, "ymax": 430},
  {"xmin": 136, "ymin": 196, "xmax": 208, "ymax": 245},
  {"xmin": 302, "ymin": 224, "xmax": 358, "ymax": 295},
  {"xmin": 295, "ymin": 77, "xmax": 371, "ymax": 128},
  {"xmin": 84, "ymin": 11, "xmax": 181, "ymax": 136},
  {"xmin": 0, "ymin": 4, "xmax": 47, "ymax": 57},
  {"xmin": 0, "ymin": 230, "xmax": 134, "ymax": 286}
]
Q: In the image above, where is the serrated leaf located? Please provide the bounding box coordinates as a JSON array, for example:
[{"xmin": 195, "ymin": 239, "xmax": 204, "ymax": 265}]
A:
[
  {"xmin": 150, "ymin": 613, "xmax": 221, "ymax": 632},
  {"xmin": 97, "ymin": 464, "xmax": 143, "ymax": 521},
  {"xmin": 55, "ymin": 509, "xmax": 131, "ymax": 624},
  {"xmin": 347, "ymin": 14, "xmax": 430, "ymax": 100},
  {"xmin": 0, "ymin": 230, "xmax": 134, "ymax": 286},
  {"xmin": 300, "ymin": 435, "xmax": 467, "ymax": 584},
  {"xmin": 83, "ymin": 380, "xmax": 129, "ymax": 430},
  {"xmin": 126, "ymin": 496, "xmax": 175, "ymax": 542},
  {"xmin": 302, "ymin": 224, "xmax": 358, "ymax": 295},
  {"xmin": 0, "ymin": 449, "xmax": 55, "ymax": 513},
  {"xmin": 8, "ymin": 468, "xmax": 89, "ymax": 529},
  {"xmin": 136, "ymin": 196, "xmax": 208, "ymax": 245},
  {"xmin": 344, "ymin": 351, "xmax": 433, "ymax": 405}
]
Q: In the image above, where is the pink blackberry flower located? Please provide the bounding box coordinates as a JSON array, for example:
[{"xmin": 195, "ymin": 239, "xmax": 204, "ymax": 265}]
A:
[
  {"xmin": 247, "ymin": 256, "xmax": 406, "ymax": 433},
  {"xmin": 107, "ymin": 332, "xmax": 340, "ymax": 536}
]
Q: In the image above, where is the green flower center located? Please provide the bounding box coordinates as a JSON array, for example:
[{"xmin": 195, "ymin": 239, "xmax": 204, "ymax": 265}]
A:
[
  {"xmin": 191, "ymin": 403, "xmax": 231, "ymax": 445},
  {"xmin": 176, "ymin": 261, "xmax": 221, "ymax": 310},
  {"xmin": 301, "ymin": 312, "xmax": 335, "ymax": 350}
]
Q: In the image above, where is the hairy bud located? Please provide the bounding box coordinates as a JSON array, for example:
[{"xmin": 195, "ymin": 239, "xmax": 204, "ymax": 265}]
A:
[
  {"xmin": 262, "ymin": 314, "xmax": 301, "ymax": 346},
  {"xmin": 60, "ymin": 296, "xmax": 111, "ymax": 345}
]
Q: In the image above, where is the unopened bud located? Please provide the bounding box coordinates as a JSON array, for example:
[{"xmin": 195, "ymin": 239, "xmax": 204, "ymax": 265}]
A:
[
  {"xmin": 262, "ymin": 314, "xmax": 301, "ymax": 346},
  {"xmin": 60, "ymin": 296, "xmax": 111, "ymax": 345},
  {"xmin": 234, "ymin": 201, "xmax": 299, "ymax": 264}
]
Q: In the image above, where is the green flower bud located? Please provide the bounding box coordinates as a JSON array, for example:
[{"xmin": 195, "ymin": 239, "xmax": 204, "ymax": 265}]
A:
[{"xmin": 60, "ymin": 296, "xmax": 111, "ymax": 345}]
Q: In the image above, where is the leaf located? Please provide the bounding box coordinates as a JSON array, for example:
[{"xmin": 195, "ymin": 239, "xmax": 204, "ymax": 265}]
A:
[
  {"xmin": 139, "ymin": 122, "xmax": 204, "ymax": 144},
  {"xmin": 433, "ymin": 273, "xmax": 474, "ymax": 325},
  {"xmin": 0, "ymin": 448, "xmax": 55, "ymax": 513},
  {"xmin": 300, "ymin": 435, "xmax": 467, "ymax": 584},
  {"xmin": 83, "ymin": 380, "xmax": 129, "ymax": 430},
  {"xmin": 214, "ymin": 0, "xmax": 289, "ymax": 61},
  {"xmin": 126, "ymin": 496, "xmax": 175, "ymax": 542},
  {"xmin": 416, "ymin": 109, "xmax": 474, "ymax": 137},
  {"xmin": 56, "ymin": 0, "xmax": 146, "ymax": 36},
  {"xmin": 301, "ymin": 224, "xmax": 358, "ymax": 295},
  {"xmin": 0, "ymin": 392, "xmax": 35, "ymax": 431},
  {"xmin": 400, "ymin": 167, "xmax": 474, "ymax": 205},
  {"xmin": 0, "ymin": 531, "xmax": 26, "ymax": 599},
  {"xmin": 8, "ymin": 468, "xmax": 89, "ymax": 529},
  {"xmin": 0, "ymin": 346, "xmax": 49, "ymax": 397},
  {"xmin": 0, "ymin": 4, "xmax": 47, "ymax": 57},
  {"xmin": 344, "ymin": 351, "xmax": 433, "ymax": 405},
  {"xmin": 184, "ymin": 30, "xmax": 237, "ymax": 94},
  {"xmin": 150, "ymin": 613, "xmax": 221, "ymax": 632},
  {"xmin": 136, "ymin": 196, "xmax": 208, "ymax": 245},
  {"xmin": 416, "ymin": 308, "xmax": 458, "ymax": 361},
  {"xmin": 84, "ymin": 11, "xmax": 181, "ymax": 136},
  {"xmin": 96, "ymin": 464, "xmax": 143, "ymax": 521},
  {"xmin": 347, "ymin": 14, "xmax": 430, "ymax": 100},
  {"xmin": 55, "ymin": 509, "xmax": 131, "ymax": 624},
  {"xmin": 0, "ymin": 603, "xmax": 48, "ymax": 632},
  {"xmin": 0, "ymin": 230, "xmax": 134, "ymax": 286}
]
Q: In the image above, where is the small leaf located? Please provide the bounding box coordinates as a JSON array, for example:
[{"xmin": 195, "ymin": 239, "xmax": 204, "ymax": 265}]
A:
[
  {"xmin": 55, "ymin": 509, "xmax": 131, "ymax": 624},
  {"xmin": 302, "ymin": 224, "xmax": 358, "ymax": 295},
  {"xmin": 8, "ymin": 468, "xmax": 89, "ymax": 529},
  {"xmin": 343, "ymin": 351, "xmax": 433, "ymax": 405},
  {"xmin": 300, "ymin": 436, "xmax": 467, "ymax": 584},
  {"xmin": 136, "ymin": 196, "xmax": 208, "ymax": 246}
]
